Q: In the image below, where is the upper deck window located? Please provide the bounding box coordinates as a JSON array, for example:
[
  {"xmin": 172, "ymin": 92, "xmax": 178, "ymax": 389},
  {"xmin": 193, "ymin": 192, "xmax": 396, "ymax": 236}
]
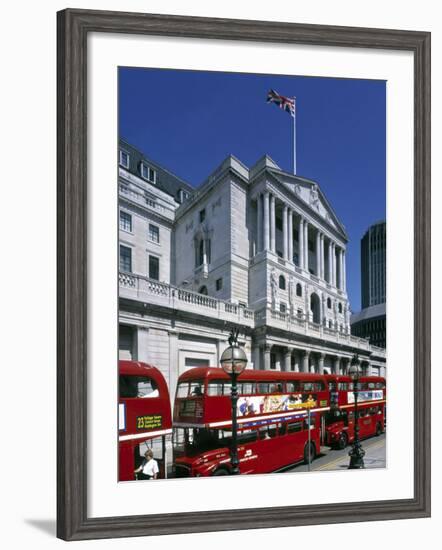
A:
[
  {"xmin": 207, "ymin": 381, "xmax": 255, "ymax": 396},
  {"xmin": 119, "ymin": 375, "xmax": 159, "ymax": 398},
  {"xmin": 176, "ymin": 380, "xmax": 204, "ymax": 398}
]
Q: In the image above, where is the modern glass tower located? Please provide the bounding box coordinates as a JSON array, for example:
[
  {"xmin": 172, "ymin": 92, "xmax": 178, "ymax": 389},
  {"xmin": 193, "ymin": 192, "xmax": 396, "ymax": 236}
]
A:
[{"xmin": 361, "ymin": 221, "xmax": 386, "ymax": 309}]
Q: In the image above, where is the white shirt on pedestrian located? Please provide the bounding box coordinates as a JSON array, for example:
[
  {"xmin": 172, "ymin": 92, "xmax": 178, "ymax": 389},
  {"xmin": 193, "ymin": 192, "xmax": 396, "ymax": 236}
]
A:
[{"xmin": 142, "ymin": 458, "xmax": 159, "ymax": 478}]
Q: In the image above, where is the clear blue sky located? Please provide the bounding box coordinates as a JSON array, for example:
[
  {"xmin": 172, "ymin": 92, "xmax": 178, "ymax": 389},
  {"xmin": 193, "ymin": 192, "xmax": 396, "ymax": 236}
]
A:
[{"xmin": 119, "ymin": 67, "xmax": 386, "ymax": 312}]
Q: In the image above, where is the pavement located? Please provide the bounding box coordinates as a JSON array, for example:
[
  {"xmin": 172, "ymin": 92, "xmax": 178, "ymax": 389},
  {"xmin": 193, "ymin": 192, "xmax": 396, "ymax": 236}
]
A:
[{"xmin": 282, "ymin": 433, "xmax": 386, "ymax": 473}]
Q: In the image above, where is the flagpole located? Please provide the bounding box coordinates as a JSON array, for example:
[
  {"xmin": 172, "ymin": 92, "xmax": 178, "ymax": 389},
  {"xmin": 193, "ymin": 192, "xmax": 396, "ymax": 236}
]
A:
[{"xmin": 293, "ymin": 97, "xmax": 297, "ymax": 175}]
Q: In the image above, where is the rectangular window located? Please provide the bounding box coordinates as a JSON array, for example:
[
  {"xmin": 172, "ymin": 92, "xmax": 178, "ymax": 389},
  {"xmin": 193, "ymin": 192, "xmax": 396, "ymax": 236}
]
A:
[
  {"xmin": 119, "ymin": 211, "xmax": 132, "ymax": 232},
  {"xmin": 286, "ymin": 381, "xmax": 300, "ymax": 392},
  {"xmin": 257, "ymin": 382, "xmax": 271, "ymax": 394},
  {"xmin": 148, "ymin": 255, "xmax": 159, "ymax": 280},
  {"xmin": 199, "ymin": 208, "xmax": 206, "ymax": 223},
  {"xmin": 148, "ymin": 224, "xmax": 159, "ymax": 243},
  {"xmin": 119, "ymin": 245, "xmax": 132, "ymax": 272},
  {"xmin": 279, "ymin": 302, "xmax": 287, "ymax": 313},
  {"xmin": 216, "ymin": 278, "xmax": 223, "ymax": 291},
  {"xmin": 119, "ymin": 150, "xmax": 130, "ymax": 168},
  {"xmin": 141, "ymin": 162, "xmax": 157, "ymax": 183},
  {"xmin": 287, "ymin": 421, "xmax": 303, "ymax": 433}
]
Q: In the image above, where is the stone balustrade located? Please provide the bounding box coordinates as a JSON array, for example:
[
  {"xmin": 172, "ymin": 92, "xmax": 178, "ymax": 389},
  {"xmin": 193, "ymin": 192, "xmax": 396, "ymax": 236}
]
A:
[
  {"xmin": 119, "ymin": 272, "xmax": 381, "ymax": 356},
  {"xmin": 119, "ymin": 272, "xmax": 255, "ymax": 327}
]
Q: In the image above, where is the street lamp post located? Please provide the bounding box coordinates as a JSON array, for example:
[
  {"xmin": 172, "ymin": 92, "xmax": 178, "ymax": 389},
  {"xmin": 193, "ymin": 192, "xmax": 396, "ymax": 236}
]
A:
[
  {"xmin": 348, "ymin": 354, "xmax": 365, "ymax": 469},
  {"xmin": 220, "ymin": 328, "xmax": 248, "ymax": 475}
]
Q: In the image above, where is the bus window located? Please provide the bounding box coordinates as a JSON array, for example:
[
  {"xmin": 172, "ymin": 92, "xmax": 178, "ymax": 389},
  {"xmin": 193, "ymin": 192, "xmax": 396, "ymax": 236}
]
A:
[
  {"xmin": 258, "ymin": 425, "xmax": 277, "ymax": 439},
  {"xmin": 189, "ymin": 381, "xmax": 204, "ymax": 396},
  {"xmin": 177, "ymin": 382, "xmax": 189, "ymax": 397},
  {"xmin": 286, "ymin": 381, "xmax": 300, "ymax": 392},
  {"xmin": 278, "ymin": 423, "xmax": 287, "ymax": 436},
  {"xmin": 119, "ymin": 375, "xmax": 158, "ymax": 398},
  {"xmin": 257, "ymin": 382, "xmax": 272, "ymax": 394},
  {"xmin": 240, "ymin": 382, "xmax": 255, "ymax": 395},
  {"xmin": 303, "ymin": 416, "xmax": 316, "ymax": 429},
  {"xmin": 207, "ymin": 381, "xmax": 223, "ymax": 396},
  {"xmin": 269, "ymin": 383, "xmax": 283, "ymax": 393},
  {"xmin": 287, "ymin": 421, "xmax": 303, "ymax": 433},
  {"xmin": 302, "ymin": 382, "xmax": 314, "ymax": 392},
  {"xmin": 267, "ymin": 424, "xmax": 278, "ymax": 438}
]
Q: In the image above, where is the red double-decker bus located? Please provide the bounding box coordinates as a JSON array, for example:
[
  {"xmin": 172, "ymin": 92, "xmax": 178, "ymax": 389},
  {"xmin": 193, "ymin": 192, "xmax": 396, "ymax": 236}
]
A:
[
  {"xmin": 118, "ymin": 360, "xmax": 172, "ymax": 481},
  {"xmin": 324, "ymin": 375, "xmax": 386, "ymax": 449},
  {"xmin": 172, "ymin": 367, "xmax": 330, "ymax": 477}
]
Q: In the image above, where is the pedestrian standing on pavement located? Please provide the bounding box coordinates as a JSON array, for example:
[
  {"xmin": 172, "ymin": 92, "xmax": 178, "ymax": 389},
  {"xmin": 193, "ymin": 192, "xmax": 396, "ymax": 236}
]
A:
[{"xmin": 134, "ymin": 450, "xmax": 159, "ymax": 480}]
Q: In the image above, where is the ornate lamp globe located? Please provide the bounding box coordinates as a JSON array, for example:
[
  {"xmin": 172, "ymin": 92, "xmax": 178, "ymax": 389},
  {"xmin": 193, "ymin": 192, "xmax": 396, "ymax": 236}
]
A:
[
  {"xmin": 348, "ymin": 355, "xmax": 362, "ymax": 381},
  {"xmin": 220, "ymin": 339, "xmax": 248, "ymax": 375}
]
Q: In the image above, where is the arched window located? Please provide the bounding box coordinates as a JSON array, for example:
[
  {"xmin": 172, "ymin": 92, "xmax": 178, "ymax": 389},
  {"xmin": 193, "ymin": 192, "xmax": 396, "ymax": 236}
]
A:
[
  {"xmin": 296, "ymin": 283, "xmax": 302, "ymax": 297},
  {"xmin": 327, "ymin": 297, "xmax": 332, "ymax": 309},
  {"xmin": 338, "ymin": 302, "xmax": 343, "ymax": 313},
  {"xmin": 310, "ymin": 293, "xmax": 320, "ymax": 324},
  {"xmin": 198, "ymin": 285, "xmax": 208, "ymax": 295},
  {"xmin": 279, "ymin": 275, "xmax": 286, "ymax": 290}
]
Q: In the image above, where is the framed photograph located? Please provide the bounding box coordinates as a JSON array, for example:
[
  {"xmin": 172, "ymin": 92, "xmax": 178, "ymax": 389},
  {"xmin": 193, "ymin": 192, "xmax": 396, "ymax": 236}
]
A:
[{"xmin": 57, "ymin": 8, "xmax": 431, "ymax": 541}]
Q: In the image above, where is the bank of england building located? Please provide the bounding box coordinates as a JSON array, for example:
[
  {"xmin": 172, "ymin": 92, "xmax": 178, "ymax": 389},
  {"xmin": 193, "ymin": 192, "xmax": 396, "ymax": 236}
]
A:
[{"xmin": 118, "ymin": 139, "xmax": 386, "ymax": 397}]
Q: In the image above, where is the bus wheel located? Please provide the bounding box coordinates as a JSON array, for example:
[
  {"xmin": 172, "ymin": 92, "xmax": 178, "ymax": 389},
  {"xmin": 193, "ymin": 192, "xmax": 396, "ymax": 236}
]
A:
[
  {"xmin": 303, "ymin": 442, "xmax": 316, "ymax": 464},
  {"xmin": 337, "ymin": 432, "xmax": 348, "ymax": 450},
  {"xmin": 212, "ymin": 468, "xmax": 229, "ymax": 476},
  {"xmin": 376, "ymin": 422, "xmax": 383, "ymax": 436}
]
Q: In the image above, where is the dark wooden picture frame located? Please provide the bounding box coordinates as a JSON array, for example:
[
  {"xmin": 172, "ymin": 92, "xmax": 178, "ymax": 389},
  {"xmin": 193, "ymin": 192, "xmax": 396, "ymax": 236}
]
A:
[{"xmin": 57, "ymin": 8, "xmax": 431, "ymax": 541}]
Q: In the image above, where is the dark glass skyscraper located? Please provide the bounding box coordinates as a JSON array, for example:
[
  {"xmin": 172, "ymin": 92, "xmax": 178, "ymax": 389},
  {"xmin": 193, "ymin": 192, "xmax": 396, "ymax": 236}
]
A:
[
  {"xmin": 361, "ymin": 221, "xmax": 386, "ymax": 308},
  {"xmin": 352, "ymin": 221, "xmax": 386, "ymax": 348}
]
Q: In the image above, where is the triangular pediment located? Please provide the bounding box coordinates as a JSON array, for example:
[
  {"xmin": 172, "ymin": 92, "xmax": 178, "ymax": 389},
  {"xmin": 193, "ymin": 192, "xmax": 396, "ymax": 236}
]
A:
[{"xmin": 268, "ymin": 169, "xmax": 347, "ymax": 239}]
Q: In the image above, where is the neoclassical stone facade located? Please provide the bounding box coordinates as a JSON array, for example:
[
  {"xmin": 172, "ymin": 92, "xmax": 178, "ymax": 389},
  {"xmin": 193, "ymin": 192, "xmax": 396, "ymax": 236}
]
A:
[{"xmin": 118, "ymin": 139, "xmax": 386, "ymax": 397}]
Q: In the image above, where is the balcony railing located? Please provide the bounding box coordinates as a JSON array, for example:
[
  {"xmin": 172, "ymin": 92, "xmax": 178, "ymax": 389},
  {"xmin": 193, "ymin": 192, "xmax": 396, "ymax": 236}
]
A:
[
  {"xmin": 119, "ymin": 272, "xmax": 383, "ymax": 356},
  {"xmin": 119, "ymin": 272, "xmax": 255, "ymax": 327}
]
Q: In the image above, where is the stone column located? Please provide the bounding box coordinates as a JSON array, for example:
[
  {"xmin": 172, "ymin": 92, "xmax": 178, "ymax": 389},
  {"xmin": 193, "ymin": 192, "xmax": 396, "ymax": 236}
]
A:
[
  {"xmin": 328, "ymin": 240, "xmax": 332, "ymax": 283},
  {"xmin": 331, "ymin": 243, "xmax": 336, "ymax": 286},
  {"xmin": 342, "ymin": 250, "xmax": 346, "ymax": 292},
  {"xmin": 251, "ymin": 344, "xmax": 260, "ymax": 371},
  {"xmin": 298, "ymin": 218, "xmax": 304, "ymax": 269},
  {"xmin": 288, "ymin": 209, "xmax": 293, "ymax": 262},
  {"xmin": 263, "ymin": 344, "xmax": 271, "ymax": 370},
  {"xmin": 316, "ymin": 231, "xmax": 321, "ymax": 277},
  {"xmin": 136, "ymin": 326, "xmax": 150, "ymax": 363},
  {"xmin": 263, "ymin": 191, "xmax": 270, "ymax": 251},
  {"xmin": 333, "ymin": 356, "xmax": 340, "ymax": 375},
  {"xmin": 302, "ymin": 350, "xmax": 310, "ymax": 373},
  {"xmin": 284, "ymin": 348, "xmax": 292, "ymax": 372},
  {"xmin": 318, "ymin": 353, "xmax": 325, "ymax": 374},
  {"xmin": 270, "ymin": 194, "xmax": 276, "ymax": 252},
  {"xmin": 256, "ymin": 194, "xmax": 262, "ymax": 253},
  {"xmin": 338, "ymin": 248, "xmax": 343, "ymax": 289},
  {"xmin": 168, "ymin": 331, "xmax": 179, "ymax": 399},
  {"xmin": 282, "ymin": 204, "xmax": 288, "ymax": 260},
  {"xmin": 304, "ymin": 221, "xmax": 309, "ymax": 271},
  {"xmin": 319, "ymin": 234, "xmax": 324, "ymax": 279}
]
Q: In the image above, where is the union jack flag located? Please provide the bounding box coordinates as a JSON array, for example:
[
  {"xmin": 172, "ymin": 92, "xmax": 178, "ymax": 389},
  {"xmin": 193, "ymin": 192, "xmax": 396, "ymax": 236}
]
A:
[{"xmin": 266, "ymin": 89, "xmax": 295, "ymax": 116}]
